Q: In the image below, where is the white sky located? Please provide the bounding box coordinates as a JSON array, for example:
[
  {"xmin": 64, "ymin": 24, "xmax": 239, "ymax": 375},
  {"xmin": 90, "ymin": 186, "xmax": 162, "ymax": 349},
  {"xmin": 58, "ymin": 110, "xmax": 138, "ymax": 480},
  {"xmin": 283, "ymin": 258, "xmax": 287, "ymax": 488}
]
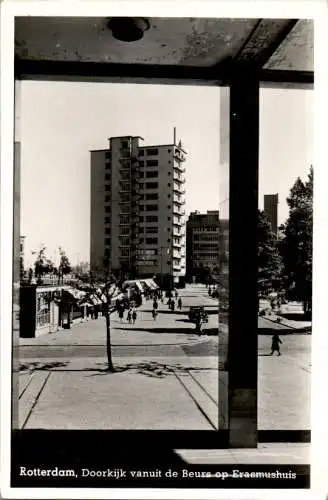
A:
[{"xmin": 19, "ymin": 82, "xmax": 313, "ymax": 267}]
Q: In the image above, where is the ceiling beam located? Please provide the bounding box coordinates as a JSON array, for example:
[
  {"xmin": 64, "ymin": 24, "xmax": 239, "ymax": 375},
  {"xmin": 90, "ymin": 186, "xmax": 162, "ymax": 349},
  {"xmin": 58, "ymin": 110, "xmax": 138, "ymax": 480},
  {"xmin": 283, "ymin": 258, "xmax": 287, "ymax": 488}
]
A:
[
  {"xmin": 233, "ymin": 19, "xmax": 299, "ymax": 67},
  {"xmin": 15, "ymin": 57, "xmax": 313, "ymax": 88}
]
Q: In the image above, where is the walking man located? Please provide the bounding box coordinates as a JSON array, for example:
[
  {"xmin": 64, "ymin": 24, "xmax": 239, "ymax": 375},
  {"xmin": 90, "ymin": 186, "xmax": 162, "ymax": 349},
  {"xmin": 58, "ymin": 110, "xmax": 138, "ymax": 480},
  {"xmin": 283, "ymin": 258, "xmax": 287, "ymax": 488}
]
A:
[
  {"xmin": 270, "ymin": 332, "xmax": 282, "ymax": 356},
  {"xmin": 178, "ymin": 297, "xmax": 182, "ymax": 310},
  {"xmin": 132, "ymin": 307, "xmax": 137, "ymax": 324}
]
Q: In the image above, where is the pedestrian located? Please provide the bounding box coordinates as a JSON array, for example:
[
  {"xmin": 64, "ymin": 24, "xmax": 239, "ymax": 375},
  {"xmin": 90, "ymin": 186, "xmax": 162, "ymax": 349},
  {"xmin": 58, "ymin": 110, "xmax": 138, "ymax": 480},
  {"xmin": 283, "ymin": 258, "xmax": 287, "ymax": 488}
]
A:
[
  {"xmin": 152, "ymin": 308, "xmax": 158, "ymax": 320},
  {"xmin": 167, "ymin": 298, "xmax": 172, "ymax": 309},
  {"xmin": 127, "ymin": 309, "xmax": 132, "ymax": 323},
  {"xmin": 208, "ymin": 287, "xmax": 212, "ymax": 297},
  {"xmin": 178, "ymin": 297, "xmax": 182, "ymax": 310},
  {"xmin": 170, "ymin": 299, "xmax": 175, "ymax": 311},
  {"xmin": 132, "ymin": 308, "xmax": 137, "ymax": 324},
  {"xmin": 119, "ymin": 307, "xmax": 124, "ymax": 323},
  {"xmin": 175, "ymin": 290, "xmax": 178, "ymax": 300},
  {"xmin": 270, "ymin": 333, "xmax": 282, "ymax": 356},
  {"xmin": 153, "ymin": 299, "xmax": 158, "ymax": 311}
]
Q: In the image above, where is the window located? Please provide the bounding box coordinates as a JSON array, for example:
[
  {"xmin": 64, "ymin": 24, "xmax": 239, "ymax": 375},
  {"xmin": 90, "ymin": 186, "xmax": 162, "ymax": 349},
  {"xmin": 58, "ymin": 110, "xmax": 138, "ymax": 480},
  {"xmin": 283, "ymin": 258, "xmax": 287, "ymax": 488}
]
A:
[
  {"xmin": 105, "ymin": 206, "xmax": 111, "ymax": 213},
  {"xmin": 168, "ymin": 216, "xmax": 171, "ymax": 221},
  {"xmin": 120, "ymin": 237, "xmax": 130, "ymax": 246},
  {"xmin": 139, "ymin": 205, "xmax": 145, "ymax": 212},
  {"xmin": 139, "ymin": 216, "xmax": 144, "ymax": 222},
  {"xmin": 146, "ymin": 193, "xmax": 158, "ymax": 201},
  {"xmin": 146, "ymin": 238, "xmax": 158, "ymax": 245},
  {"xmin": 146, "ymin": 227, "xmax": 158, "ymax": 234},
  {"xmin": 168, "ymin": 172, "xmax": 171, "ymax": 175},
  {"xmin": 120, "ymin": 215, "xmax": 130, "ymax": 224},
  {"xmin": 105, "ymin": 173, "xmax": 111, "ymax": 181},
  {"xmin": 105, "ymin": 162, "xmax": 111, "ymax": 170},
  {"xmin": 139, "ymin": 149, "xmax": 144, "ymax": 156},
  {"xmin": 139, "ymin": 161, "xmax": 144, "ymax": 167},
  {"xmin": 105, "ymin": 217, "xmax": 110, "ymax": 224},
  {"xmin": 146, "ymin": 204, "xmax": 158, "ymax": 211},
  {"xmin": 167, "ymin": 228, "xmax": 171, "ymax": 232},
  {"xmin": 146, "ymin": 171, "xmax": 158, "ymax": 179},
  {"xmin": 105, "ymin": 228, "xmax": 111, "ymax": 235},
  {"xmin": 105, "ymin": 195, "xmax": 111, "ymax": 202},
  {"xmin": 168, "ymin": 149, "xmax": 172, "ymax": 153},
  {"xmin": 105, "ymin": 151, "xmax": 111, "ymax": 160},
  {"xmin": 167, "ymin": 205, "xmax": 171, "ymax": 209},
  {"xmin": 146, "ymin": 182, "xmax": 158, "ymax": 189},
  {"xmin": 139, "ymin": 227, "xmax": 144, "ymax": 233},
  {"xmin": 139, "ymin": 183, "xmax": 144, "ymax": 189},
  {"xmin": 146, "ymin": 160, "xmax": 158, "ymax": 167},
  {"xmin": 167, "ymin": 239, "xmax": 171, "ymax": 243},
  {"xmin": 168, "ymin": 194, "xmax": 171, "ymax": 198},
  {"xmin": 139, "ymin": 171, "xmax": 145, "ymax": 178},
  {"xmin": 146, "ymin": 215, "xmax": 158, "ymax": 223},
  {"xmin": 146, "ymin": 148, "xmax": 158, "ymax": 156},
  {"xmin": 105, "ymin": 185, "xmax": 110, "ymax": 191},
  {"xmin": 167, "ymin": 261, "xmax": 171, "ymax": 266},
  {"xmin": 139, "ymin": 238, "xmax": 144, "ymax": 244},
  {"xmin": 167, "ymin": 183, "xmax": 171, "ymax": 187},
  {"xmin": 120, "ymin": 226, "xmax": 130, "ymax": 235},
  {"xmin": 105, "ymin": 238, "xmax": 111, "ymax": 245},
  {"xmin": 121, "ymin": 140, "xmax": 129, "ymax": 149},
  {"xmin": 105, "ymin": 248, "xmax": 110, "ymax": 257}
]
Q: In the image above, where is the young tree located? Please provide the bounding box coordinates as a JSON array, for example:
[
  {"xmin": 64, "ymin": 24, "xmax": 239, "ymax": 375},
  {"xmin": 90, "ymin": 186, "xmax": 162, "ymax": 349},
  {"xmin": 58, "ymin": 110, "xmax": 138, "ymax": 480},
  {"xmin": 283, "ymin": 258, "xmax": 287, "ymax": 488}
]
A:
[
  {"xmin": 258, "ymin": 210, "xmax": 283, "ymax": 298},
  {"xmin": 58, "ymin": 247, "xmax": 72, "ymax": 284},
  {"xmin": 279, "ymin": 166, "xmax": 313, "ymax": 316},
  {"xmin": 33, "ymin": 246, "xmax": 55, "ymax": 280}
]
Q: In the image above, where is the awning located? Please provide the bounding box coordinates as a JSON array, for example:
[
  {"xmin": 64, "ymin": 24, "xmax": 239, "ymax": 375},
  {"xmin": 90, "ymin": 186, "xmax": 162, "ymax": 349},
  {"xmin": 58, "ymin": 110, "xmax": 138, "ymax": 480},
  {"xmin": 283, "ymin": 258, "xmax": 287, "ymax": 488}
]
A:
[
  {"xmin": 143, "ymin": 279, "xmax": 159, "ymax": 290},
  {"xmin": 122, "ymin": 280, "xmax": 143, "ymax": 292}
]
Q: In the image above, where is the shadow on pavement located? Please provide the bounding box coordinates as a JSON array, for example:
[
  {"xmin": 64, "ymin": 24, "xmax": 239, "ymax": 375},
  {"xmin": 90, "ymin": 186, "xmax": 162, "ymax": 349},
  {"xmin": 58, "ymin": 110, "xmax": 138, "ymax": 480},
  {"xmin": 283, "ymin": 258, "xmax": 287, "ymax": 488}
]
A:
[
  {"xmin": 280, "ymin": 312, "xmax": 311, "ymax": 322},
  {"xmin": 258, "ymin": 326, "xmax": 311, "ymax": 335},
  {"xmin": 116, "ymin": 326, "xmax": 219, "ymax": 335},
  {"xmin": 18, "ymin": 360, "xmax": 217, "ymax": 378}
]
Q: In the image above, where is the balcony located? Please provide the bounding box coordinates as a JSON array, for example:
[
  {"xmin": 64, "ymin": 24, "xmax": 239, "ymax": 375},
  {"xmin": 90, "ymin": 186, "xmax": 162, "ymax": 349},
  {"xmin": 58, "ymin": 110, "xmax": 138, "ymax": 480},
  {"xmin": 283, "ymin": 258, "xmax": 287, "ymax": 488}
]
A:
[
  {"xmin": 173, "ymin": 173, "xmax": 185, "ymax": 183},
  {"xmin": 173, "ymin": 218, "xmax": 182, "ymax": 226},
  {"xmin": 173, "ymin": 150, "xmax": 186, "ymax": 163},
  {"xmin": 173, "ymin": 185, "xmax": 185, "ymax": 194},
  {"xmin": 173, "ymin": 197, "xmax": 185, "ymax": 206},
  {"xmin": 172, "ymin": 241, "xmax": 182, "ymax": 249}
]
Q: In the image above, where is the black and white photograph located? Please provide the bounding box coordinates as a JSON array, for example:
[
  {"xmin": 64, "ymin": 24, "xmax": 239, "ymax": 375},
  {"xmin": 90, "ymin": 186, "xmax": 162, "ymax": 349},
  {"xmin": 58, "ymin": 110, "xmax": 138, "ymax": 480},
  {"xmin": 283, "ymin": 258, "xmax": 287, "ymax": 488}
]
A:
[{"xmin": 1, "ymin": 3, "xmax": 324, "ymax": 497}]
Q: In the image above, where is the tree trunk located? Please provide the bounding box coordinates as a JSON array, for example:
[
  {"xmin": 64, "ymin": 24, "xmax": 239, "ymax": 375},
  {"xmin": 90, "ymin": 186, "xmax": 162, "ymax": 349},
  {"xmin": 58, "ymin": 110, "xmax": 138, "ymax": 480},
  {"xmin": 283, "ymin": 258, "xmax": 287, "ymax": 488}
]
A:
[{"xmin": 105, "ymin": 310, "xmax": 115, "ymax": 372}]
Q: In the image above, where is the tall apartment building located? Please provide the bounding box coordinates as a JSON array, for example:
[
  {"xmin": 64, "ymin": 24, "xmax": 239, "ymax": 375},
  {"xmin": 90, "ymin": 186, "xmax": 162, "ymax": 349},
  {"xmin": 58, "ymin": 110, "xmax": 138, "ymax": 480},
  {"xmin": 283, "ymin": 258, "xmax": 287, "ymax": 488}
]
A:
[
  {"xmin": 90, "ymin": 135, "xmax": 186, "ymax": 287},
  {"xmin": 186, "ymin": 210, "xmax": 219, "ymax": 282},
  {"xmin": 264, "ymin": 193, "xmax": 279, "ymax": 235}
]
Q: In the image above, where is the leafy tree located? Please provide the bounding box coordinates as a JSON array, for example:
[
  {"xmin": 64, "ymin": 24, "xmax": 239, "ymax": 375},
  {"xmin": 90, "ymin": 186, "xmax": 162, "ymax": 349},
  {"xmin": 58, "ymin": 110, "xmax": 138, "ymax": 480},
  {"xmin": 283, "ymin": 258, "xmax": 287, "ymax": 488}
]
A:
[
  {"xmin": 258, "ymin": 210, "xmax": 283, "ymax": 298},
  {"xmin": 58, "ymin": 247, "xmax": 72, "ymax": 283},
  {"xmin": 32, "ymin": 246, "xmax": 55, "ymax": 279},
  {"xmin": 279, "ymin": 166, "xmax": 313, "ymax": 316}
]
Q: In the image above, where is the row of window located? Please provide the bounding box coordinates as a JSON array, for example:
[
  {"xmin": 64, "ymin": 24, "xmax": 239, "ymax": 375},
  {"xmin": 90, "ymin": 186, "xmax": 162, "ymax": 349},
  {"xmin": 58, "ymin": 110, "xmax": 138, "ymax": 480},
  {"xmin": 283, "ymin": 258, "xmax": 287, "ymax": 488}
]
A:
[{"xmin": 139, "ymin": 160, "xmax": 159, "ymax": 167}]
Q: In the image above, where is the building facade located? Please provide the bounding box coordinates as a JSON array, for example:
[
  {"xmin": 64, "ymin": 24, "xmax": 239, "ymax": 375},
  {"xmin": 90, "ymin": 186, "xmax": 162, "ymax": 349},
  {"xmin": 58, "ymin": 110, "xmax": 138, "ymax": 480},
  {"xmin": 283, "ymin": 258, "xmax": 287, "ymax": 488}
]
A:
[
  {"xmin": 186, "ymin": 210, "xmax": 219, "ymax": 282},
  {"xmin": 264, "ymin": 193, "xmax": 279, "ymax": 235},
  {"xmin": 90, "ymin": 135, "xmax": 186, "ymax": 286}
]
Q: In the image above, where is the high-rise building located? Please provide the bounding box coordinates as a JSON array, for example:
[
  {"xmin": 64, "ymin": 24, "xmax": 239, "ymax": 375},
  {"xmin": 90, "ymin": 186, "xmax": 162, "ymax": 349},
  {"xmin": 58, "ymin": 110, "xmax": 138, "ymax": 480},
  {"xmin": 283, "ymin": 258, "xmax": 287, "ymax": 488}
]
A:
[
  {"xmin": 90, "ymin": 135, "xmax": 186, "ymax": 287},
  {"xmin": 186, "ymin": 210, "xmax": 219, "ymax": 282},
  {"xmin": 264, "ymin": 193, "xmax": 279, "ymax": 235}
]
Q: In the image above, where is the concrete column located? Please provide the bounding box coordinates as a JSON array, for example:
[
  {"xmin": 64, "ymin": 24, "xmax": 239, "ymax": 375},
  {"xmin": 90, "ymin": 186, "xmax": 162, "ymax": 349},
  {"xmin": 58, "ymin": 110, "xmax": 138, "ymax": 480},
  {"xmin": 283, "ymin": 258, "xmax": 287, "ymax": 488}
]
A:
[{"xmin": 228, "ymin": 68, "xmax": 259, "ymax": 447}]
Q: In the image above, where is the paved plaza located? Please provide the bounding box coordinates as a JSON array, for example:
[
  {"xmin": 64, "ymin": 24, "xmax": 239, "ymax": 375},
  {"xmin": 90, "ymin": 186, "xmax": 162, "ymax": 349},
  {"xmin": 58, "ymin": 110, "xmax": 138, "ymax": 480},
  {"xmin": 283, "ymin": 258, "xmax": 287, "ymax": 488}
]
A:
[{"xmin": 16, "ymin": 285, "xmax": 311, "ymax": 463}]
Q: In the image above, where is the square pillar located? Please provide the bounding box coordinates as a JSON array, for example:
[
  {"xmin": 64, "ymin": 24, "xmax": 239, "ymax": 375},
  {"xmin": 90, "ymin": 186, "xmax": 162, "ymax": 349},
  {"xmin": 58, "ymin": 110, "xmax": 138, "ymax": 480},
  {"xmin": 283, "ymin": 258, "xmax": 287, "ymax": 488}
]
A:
[{"xmin": 228, "ymin": 68, "xmax": 259, "ymax": 447}]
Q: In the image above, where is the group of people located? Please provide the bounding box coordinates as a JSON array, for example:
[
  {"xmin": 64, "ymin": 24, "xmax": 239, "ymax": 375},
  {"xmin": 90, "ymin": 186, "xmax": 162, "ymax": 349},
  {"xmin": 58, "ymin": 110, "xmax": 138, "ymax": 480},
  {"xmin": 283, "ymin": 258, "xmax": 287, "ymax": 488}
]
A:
[{"xmin": 116, "ymin": 301, "xmax": 137, "ymax": 324}]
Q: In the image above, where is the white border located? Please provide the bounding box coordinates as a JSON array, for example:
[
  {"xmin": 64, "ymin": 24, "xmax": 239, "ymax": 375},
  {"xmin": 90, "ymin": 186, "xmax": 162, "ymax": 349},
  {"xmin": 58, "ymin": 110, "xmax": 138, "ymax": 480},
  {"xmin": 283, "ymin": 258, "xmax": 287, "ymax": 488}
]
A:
[{"xmin": 1, "ymin": 1, "xmax": 327, "ymax": 499}]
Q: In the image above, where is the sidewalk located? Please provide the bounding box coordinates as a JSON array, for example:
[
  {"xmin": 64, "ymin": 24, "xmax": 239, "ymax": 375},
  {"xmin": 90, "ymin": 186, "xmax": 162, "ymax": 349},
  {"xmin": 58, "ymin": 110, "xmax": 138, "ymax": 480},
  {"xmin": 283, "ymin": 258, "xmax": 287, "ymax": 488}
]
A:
[{"xmin": 18, "ymin": 347, "xmax": 310, "ymax": 431}]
